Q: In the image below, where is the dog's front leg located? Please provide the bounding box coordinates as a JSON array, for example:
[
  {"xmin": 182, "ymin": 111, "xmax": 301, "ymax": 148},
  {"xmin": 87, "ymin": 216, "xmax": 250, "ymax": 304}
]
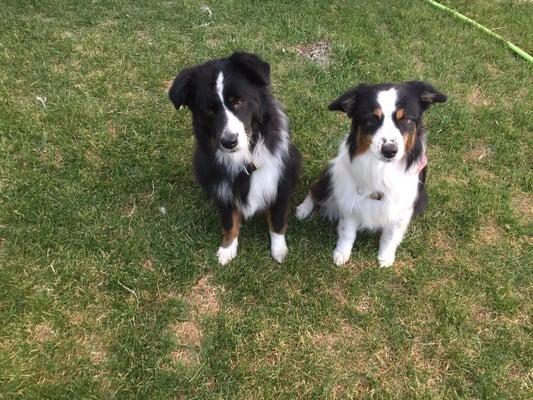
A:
[
  {"xmin": 378, "ymin": 215, "xmax": 411, "ymax": 268},
  {"xmin": 217, "ymin": 204, "xmax": 241, "ymax": 265},
  {"xmin": 268, "ymin": 196, "xmax": 290, "ymax": 263},
  {"xmin": 333, "ymin": 215, "xmax": 357, "ymax": 266}
]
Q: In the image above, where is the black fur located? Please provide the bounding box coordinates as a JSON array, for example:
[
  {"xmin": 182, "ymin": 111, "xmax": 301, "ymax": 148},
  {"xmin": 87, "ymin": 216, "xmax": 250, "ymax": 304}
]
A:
[
  {"xmin": 310, "ymin": 165, "xmax": 333, "ymax": 206},
  {"xmin": 323, "ymin": 81, "xmax": 446, "ymax": 217},
  {"xmin": 169, "ymin": 52, "xmax": 301, "ymax": 243}
]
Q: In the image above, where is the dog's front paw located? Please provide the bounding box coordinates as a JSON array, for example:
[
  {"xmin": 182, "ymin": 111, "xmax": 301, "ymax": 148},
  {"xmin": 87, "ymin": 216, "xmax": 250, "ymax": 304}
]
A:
[
  {"xmin": 271, "ymin": 242, "xmax": 288, "ymax": 263},
  {"xmin": 333, "ymin": 247, "xmax": 351, "ymax": 266},
  {"xmin": 217, "ymin": 243, "xmax": 237, "ymax": 265},
  {"xmin": 270, "ymin": 233, "xmax": 288, "ymax": 263},
  {"xmin": 377, "ymin": 255, "xmax": 395, "ymax": 268}
]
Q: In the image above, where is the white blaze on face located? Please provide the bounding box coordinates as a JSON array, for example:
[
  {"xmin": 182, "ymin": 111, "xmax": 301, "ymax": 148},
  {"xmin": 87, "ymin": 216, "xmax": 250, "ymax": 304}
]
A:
[
  {"xmin": 215, "ymin": 72, "xmax": 250, "ymax": 162},
  {"xmin": 373, "ymin": 88, "xmax": 405, "ymax": 161}
]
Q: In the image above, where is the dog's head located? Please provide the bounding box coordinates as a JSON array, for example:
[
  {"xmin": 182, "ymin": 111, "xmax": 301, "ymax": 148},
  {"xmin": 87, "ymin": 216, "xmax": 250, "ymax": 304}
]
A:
[
  {"xmin": 329, "ymin": 81, "xmax": 447, "ymax": 162},
  {"xmin": 169, "ymin": 52, "xmax": 271, "ymax": 159}
]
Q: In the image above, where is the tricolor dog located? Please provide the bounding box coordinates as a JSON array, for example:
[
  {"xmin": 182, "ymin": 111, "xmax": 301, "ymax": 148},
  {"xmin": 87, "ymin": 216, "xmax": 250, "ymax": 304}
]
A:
[
  {"xmin": 169, "ymin": 52, "xmax": 301, "ymax": 265},
  {"xmin": 296, "ymin": 81, "xmax": 446, "ymax": 267}
]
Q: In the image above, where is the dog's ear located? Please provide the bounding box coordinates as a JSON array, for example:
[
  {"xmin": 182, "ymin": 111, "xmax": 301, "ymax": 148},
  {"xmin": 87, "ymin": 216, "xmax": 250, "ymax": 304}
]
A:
[
  {"xmin": 328, "ymin": 86, "xmax": 360, "ymax": 115},
  {"xmin": 229, "ymin": 52, "xmax": 271, "ymax": 86},
  {"xmin": 408, "ymin": 81, "xmax": 447, "ymax": 108},
  {"xmin": 169, "ymin": 67, "xmax": 194, "ymax": 110}
]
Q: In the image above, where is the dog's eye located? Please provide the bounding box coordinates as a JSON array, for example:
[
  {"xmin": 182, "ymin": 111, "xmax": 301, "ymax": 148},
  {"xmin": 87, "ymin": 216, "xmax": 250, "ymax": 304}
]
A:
[
  {"xmin": 232, "ymin": 98, "xmax": 244, "ymax": 109},
  {"xmin": 365, "ymin": 116, "xmax": 379, "ymax": 127}
]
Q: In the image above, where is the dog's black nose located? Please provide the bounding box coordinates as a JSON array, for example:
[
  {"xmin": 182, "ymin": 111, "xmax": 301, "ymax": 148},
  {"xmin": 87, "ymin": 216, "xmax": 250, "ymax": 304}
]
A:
[
  {"xmin": 381, "ymin": 143, "xmax": 398, "ymax": 159},
  {"xmin": 221, "ymin": 135, "xmax": 238, "ymax": 150}
]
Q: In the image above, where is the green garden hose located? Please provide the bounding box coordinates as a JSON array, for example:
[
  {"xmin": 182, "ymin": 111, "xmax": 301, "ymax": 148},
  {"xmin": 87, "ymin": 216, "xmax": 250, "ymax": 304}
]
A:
[{"xmin": 426, "ymin": 0, "xmax": 533, "ymax": 63}]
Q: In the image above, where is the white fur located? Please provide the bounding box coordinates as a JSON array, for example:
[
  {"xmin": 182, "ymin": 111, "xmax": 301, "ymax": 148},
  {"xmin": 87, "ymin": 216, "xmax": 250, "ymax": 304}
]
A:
[
  {"xmin": 213, "ymin": 74, "xmax": 290, "ymax": 263},
  {"xmin": 270, "ymin": 231, "xmax": 288, "ymax": 263},
  {"xmin": 215, "ymin": 72, "xmax": 252, "ymax": 173},
  {"xmin": 238, "ymin": 137, "xmax": 288, "ymax": 219},
  {"xmin": 298, "ymin": 88, "xmax": 425, "ymax": 266},
  {"xmin": 296, "ymin": 192, "xmax": 314, "ymax": 220},
  {"xmin": 371, "ymin": 88, "xmax": 405, "ymax": 161},
  {"xmin": 217, "ymin": 238, "xmax": 238, "ymax": 265}
]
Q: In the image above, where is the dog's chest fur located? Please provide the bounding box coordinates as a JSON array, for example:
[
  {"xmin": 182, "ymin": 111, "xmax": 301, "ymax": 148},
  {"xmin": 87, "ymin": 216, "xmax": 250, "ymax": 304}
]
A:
[
  {"xmin": 215, "ymin": 137, "xmax": 287, "ymax": 219},
  {"xmin": 325, "ymin": 143, "xmax": 420, "ymax": 229}
]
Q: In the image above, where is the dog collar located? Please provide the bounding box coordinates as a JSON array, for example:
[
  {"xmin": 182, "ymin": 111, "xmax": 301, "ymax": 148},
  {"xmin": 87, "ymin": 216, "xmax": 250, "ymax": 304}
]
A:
[
  {"xmin": 243, "ymin": 162, "xmax": 258, "ymax": 176},
  {"xmin": 368, "ymin": 191, "xmax": 384, "ymax": 201}
]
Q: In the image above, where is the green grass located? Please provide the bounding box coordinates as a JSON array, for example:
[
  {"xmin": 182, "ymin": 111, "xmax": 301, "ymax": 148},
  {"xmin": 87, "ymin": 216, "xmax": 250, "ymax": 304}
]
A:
[{"xmin": 0, "ymin": 0, "xmax": 531, "ymax": 399}]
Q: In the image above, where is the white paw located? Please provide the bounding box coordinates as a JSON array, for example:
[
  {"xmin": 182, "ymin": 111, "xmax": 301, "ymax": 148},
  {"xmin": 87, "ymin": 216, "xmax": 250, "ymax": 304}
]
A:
[
  {"xmin": 378, "ymin": 255, "xmax": 395, "ymax": 268},
  {"xmin": 270, "ymin": 232, "xmax": 288, "ymax": 263},
  {"xmin": 271, "ymin": 242, "xmax": 288, "ymax": 263},
  {"xmin": 296, "ymin": 195, "xmax": 313, "ymax": 220},
  {"xmin": 333, "ymin": 247, "xmax": 351, "ymax": 266},
  {"xmin": 217, "ymin": 240, "xmax": 237, "ymax": 265}
]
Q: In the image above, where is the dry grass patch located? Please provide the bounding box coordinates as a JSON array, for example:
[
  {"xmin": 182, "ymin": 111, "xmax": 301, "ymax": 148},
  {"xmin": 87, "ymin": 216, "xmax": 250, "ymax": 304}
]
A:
[
  {"xmin": 32, "ymin": 323, "xmax": 55, "ymax": 343},
  {"xmin": 511, "ymin": 191, "xmax": 532, "ymax": 223},
  {"xmin": 464, "ymin": 141, "xmax": 492, "ymax": 162},
  {"xmin": 328, "ymin": 283, "xmax": 348, "ymax": 307},
  {"xmin": 163, "ymin": 79, "xmax": 173, "ymax": 93},
  {"xmin": 467, "ymin": 87, "xmax": 492, "ymax": 108},
  {"xmin": 173, "ymin": 320, "xmax": 202, "ymax": 347},
  {"xmin": 185, "ymin": 275, "xmax": 221, "ymax": 318},
  {"xmin": 355, "ymin": 295, "xmax": 372, "ymax": 313},
  {"xmin": 429, "ymin": 230, "xmax": 456, "ymax": 263},
  {"xmin": 475, "ymin": 218, "xmax": 505, "ymax": 245},
  {"xmin": 171, "ymin": 348, "xmax": 199, "ymax": 366},
  {"xmin": 168, "ymin": 320, "xmax": 202, "ymax": 367},
  {"xmin": 167, "ymin": 275, "xmax": 223, "ymax": 367}
]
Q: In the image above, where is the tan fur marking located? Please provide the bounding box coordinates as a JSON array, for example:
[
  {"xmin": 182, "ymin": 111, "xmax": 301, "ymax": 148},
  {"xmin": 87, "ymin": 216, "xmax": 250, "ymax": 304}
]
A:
[
  {"xmin": 403, "ymin": 125, "xmax": 417, "ymax": 153},
  {"xmin": 396, "ymin": 108, "xmax": 405, "ymax": 120},
  {"xmin": 354, "ymin": 127, "xmax": 373, "ymax": 157},
  {"xmin": 222, "ymin": 211, "xmax": 241, "ymax": 247},
  {"xmin": 373, "ymin": 108, "xmax": 383, "ymax": 118}
]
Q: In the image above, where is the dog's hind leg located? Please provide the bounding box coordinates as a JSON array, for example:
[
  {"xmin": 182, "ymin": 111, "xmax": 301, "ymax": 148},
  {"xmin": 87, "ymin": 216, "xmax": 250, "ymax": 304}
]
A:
[
  {"xmin": 296, "ymin": 192, "xmax": 314, "ymax": 220},
  {"xmin": 297, "ymin": 166, "xmax": 333, "ymax": 220}
]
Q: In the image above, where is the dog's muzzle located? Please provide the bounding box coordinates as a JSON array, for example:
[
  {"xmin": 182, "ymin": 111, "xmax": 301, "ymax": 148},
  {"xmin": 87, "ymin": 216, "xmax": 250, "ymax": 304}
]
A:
[
  {"xmin": 381, "ymin": 143, "xmax": 398, "ymax": 160},
  {"xmin": 220, "ymin": 133, "xmax": 238, "ymax": 150}
]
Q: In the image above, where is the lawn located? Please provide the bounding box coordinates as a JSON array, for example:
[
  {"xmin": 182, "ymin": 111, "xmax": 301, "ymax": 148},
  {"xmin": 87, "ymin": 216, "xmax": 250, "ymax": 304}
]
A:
[{"xmin": 0, "ymin": 0, "xmax": 531, "ymax": 399}]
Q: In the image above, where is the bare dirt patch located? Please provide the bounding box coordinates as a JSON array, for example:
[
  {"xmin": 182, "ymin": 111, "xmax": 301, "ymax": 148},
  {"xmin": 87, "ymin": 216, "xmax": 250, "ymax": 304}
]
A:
[
  {"xmin": 185, "ymin": 275, "xmax": 221, "ymax": 317},
  {"xmin": 295, "ymin": 41, "xmax": 331, "ymax": 66}
]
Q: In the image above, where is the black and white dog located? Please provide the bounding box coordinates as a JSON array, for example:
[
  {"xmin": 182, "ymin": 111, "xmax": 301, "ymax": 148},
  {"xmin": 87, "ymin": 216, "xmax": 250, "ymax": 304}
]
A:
[
  {"xmin": 296, "ymin": 81, "xmax": 446, "ymax": 267},
  {"xmin": 169, "ymin": 52, "xmax": 301, "ymax": 265}
]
